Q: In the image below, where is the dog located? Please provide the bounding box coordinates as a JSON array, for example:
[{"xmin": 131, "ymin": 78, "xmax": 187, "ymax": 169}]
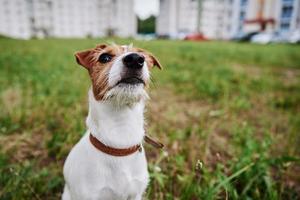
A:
[{"xmin": 62, "ymin": 43, "xmax": 162, "ymax": 200}]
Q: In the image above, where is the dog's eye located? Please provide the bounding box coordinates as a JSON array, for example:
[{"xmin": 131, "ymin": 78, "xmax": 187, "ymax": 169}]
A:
[{"xmin": 98, "ymin": 53, "xmax": 112, "ymax": 63}]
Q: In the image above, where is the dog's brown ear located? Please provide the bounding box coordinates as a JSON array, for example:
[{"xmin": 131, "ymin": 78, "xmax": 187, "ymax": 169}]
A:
[
  {"xmin": 75, "ymin": 49, "xmax": 94, "ymax": 69},
  {"xmin": 134, "ymin": 48, "xmax": 162, "ymax": 69},
  {"xmin": 95, "ymin": 44, "xmax": 107, "ymax": 50},
  {"xmin": 149, "ymin": 54, "xmax": 162, "ymax": 70},
  {"xmin": 75, "ymin": 44, "xmax": 107, "ymax": 69}
]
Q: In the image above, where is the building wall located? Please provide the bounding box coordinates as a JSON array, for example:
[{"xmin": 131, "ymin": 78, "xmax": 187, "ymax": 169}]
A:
[
  {"xmin": 157, "ymin": 0, "xmax": 243, "ymax": 39},
  {"xmin": 29, "ymin": 0, "xmax": 54, "ymax": 38},
  {"xmin": 0, "ymin": 0, "xmax": 31, "ymax": 39},
  {"xmin": 112, "ymin": 0, "xmax": 137, "ymax": 37},
  {"xmin": 157, "ymin": 0, "xmax": 253, "ymax": 39},
  {"xmin": 156, "ymin": 0, "xmax": 177, "ymax": 36},
  {"xmin": 50, "ymin": 0, "xmax": 136, "ymax": 38},
  {"xmin": 295, "ymin": 0, "xmax": 300, "ymax": 29},
  {"xmin": 229, "ymin": 0, "xmax": 247, "ymax": 37},
  {"xmin": 157, "ymin": 0, "xmax": 300, "ymax": 39},
  {"xmin": 277, "ymin": 0, "xmax": 300, "ymax": 33},
  {"xmin": 244, "ymin": 0, "xmax": 300, "ymax": 34},
  {"xmin": 0, "ymin": 0, "xmax": 136, "ymax": 39},
  {"xmin": 51, "ymin": 0, "xmax": 97, "ymax": 38},
  {"xmin": 200, "ymin": 0, "xmax": 234, "ymax": 39},
  {"xmin": 229, "ymin": 0, "xmax": 300, "ymax": 35},
  {"xmin": 156, "ymin": 0, "xmax": 176, "ymax": 36},
  {"xmin": 156, "ymin": 0, "xmax": 198, "ymax": 37},
  {"xmin": 176, "ymin": 0, "xmax": 198, "ymax": 33},
  {"xmin": 200, "ymin": 0, "xmax": 220, "ymax": 39}
]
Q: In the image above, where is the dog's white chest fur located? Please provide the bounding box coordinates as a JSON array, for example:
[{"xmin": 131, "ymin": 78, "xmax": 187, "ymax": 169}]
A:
[
  {"xmin": 63, "ymin": 134, "xmax": 148, "ymax": 200},
  {"xmin": 62, "ymin": 90, "xmax": 149, "ymax": 200}
]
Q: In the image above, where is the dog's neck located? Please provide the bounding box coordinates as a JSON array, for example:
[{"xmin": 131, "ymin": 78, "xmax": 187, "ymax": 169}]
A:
[{"xmin": 86, "ymin": 90, "xmax": 145, "ymax": 148}]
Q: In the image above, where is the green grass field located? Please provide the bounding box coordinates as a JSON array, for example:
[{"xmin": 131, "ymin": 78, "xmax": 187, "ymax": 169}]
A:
[{"xmin": 0, "ymin": 38, "xmax": 300, "ymax": 200}]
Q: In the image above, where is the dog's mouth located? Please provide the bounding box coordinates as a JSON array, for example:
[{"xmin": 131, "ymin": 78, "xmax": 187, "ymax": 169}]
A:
[{"xmin": 117, "ymin": 77, "xmax": 145, "ymax": 86}]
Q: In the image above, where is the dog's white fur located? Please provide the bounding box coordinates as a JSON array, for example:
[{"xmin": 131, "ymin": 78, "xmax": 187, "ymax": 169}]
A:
[{"xmin": 62, "ymin": 48, "xmax": 150, "ymax": 200}]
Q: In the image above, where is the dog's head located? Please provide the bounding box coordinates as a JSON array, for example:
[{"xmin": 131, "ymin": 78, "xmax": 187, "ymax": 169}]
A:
[{"xmin": 75, "ymin": 44, "xmax": 162, "ymax": 106}]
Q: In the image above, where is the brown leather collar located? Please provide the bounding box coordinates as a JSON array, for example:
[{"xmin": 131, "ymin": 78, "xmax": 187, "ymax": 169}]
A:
[
  {"xmin": 144, "ymin": 135, "xmax": 164, "ymax": 149},
  {"xmin": 89, "ymin": 134, "xmax": 142, "ymax": 156},
  {"xmin": 89, "ymin": 133, "xmax": 164, "ymax": 157}
]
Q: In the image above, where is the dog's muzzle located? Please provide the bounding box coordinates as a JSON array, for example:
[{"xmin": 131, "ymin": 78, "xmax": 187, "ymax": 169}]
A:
[
  {"xmin": 123, "ymin": 53, "xmax": 145, "ymax": 69},
  {"xmin": 117, "ymin": 53, "xmax": 146, "ymax": 86}
]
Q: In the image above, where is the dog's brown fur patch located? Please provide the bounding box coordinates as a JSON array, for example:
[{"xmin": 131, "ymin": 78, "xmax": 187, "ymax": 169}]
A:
[{"xmin": 89, "ymin": 45, "xmax": 125, "ymax": 100}]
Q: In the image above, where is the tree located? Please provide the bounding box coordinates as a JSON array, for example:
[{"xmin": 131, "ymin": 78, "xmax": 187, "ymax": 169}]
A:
[{"xmin": 137, "ymin": 16, "xmax": 156, "ymax": 34}]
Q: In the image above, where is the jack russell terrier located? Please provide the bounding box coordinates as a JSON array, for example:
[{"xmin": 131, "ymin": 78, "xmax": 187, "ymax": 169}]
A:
[{"xmin": 62, "ymin": 44, "xmax": 163, "ymax": 200}]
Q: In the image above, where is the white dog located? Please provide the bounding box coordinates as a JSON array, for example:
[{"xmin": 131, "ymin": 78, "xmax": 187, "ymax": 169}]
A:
[{"xmin": 62, "ymin": 44, "xmax": 162, "ymax": 200}]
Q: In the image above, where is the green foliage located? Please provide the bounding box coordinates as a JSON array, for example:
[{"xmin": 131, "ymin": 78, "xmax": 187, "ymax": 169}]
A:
[
  {"xmin": 138, "ymin": 16, "xmax": 156, "ymax": 34},
  {"xmin": 0, "ymin": 154, "xmax": 63, "ymax": 200},
  {"xmin": 0, "ymin": 38, "xmax": 299, "ymax": 199}
]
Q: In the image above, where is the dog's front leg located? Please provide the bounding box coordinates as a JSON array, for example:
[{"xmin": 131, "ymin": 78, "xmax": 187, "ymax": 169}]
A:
[
  {"xmin": 130, "ymin": 193, "xmax": 143, "ymax": 200},
  {"xmin": 62, "ymin": 185, "xmax": 71, "ymax": 200}
]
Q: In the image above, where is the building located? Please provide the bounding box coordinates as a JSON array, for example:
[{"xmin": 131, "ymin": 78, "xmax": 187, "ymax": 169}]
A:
[
  {"xmin": 241, "ymin": 0, "xmax": 300, "ymax": 34},
  {"xmin": 28, "ymin": 0, "xmax": 54, "ymax": 38},
  {"xmin": 156, "ymin": 0, "xmax": 237, "ymax": 39},
  {"xmin": 0, "ymin": 0, "xmax": 31, "ymax": 39},
  {"xmin": 156, "ymin": 0, "xmax": 240, "ymax": 39},
  {"xmin": 244, "ymin": 0, "xmax": 281, "ymax": 33},
  {"xmin": 156, "ymin": 0, "xmax": 300, "ymax": 39},
  {"xmin": 275, "ymin": 0, "xmax": 300, "ymax": 34},
  {"xmin": 0, "ymin": 0, "xmax": 136, "ymax": 39},
  {"xmin": 200, "ymin": 0, "xmax": 278, "ymax": 39},
  {"xmin": 200, "ymin": 0, "xmax": 235, "ymax": 39},
  {"xmin": 156, "ymin": 0, "xmax": 199, "ymax": 38},
  {"xmin": 201, "ymin": 0, "xmax": 300, "ymax": 38}
]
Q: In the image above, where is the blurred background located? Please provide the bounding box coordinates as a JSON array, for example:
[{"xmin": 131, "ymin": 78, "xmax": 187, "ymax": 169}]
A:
[
  {"xmin": 0, "ymin": 0, "xmax": 300, "ymax": 199},
  {"xmin": 0, "ymin": 0, "xmax": 299, "ymax": 43}
]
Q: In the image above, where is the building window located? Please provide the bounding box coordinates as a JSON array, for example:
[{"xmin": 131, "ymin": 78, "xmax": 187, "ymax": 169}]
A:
[
  {"xmin": 240, "ymin": 11, "xmax": 245, "ymax": 21},
  {"xmin": 281, "ymin": 6, "xmax": 293, "ymax": 18},
  {"xmin": 280, "ymin": 22, "xmax": 290, "ymax": 31},
  {"xmin": 241, "ymin": 0, "xmax": 248, "ymax": 6},
  {"xmin": 238, "ymin": 23, "xmax": 243, "ymax": 31},
  {"xmin": 282, "ymin": 0, "xmax": 294, "ymax": 3}
]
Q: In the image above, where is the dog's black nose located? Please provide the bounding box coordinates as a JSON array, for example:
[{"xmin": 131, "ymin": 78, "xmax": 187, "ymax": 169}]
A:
[{"xmin": 123, "ymin": 53, "xmax": 145, "ymax": 69}]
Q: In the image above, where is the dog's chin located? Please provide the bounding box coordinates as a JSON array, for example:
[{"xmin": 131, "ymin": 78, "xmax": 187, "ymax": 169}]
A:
[{"xmin": 104, "ymin": 83, "xmax": 149, "ymax": 108}]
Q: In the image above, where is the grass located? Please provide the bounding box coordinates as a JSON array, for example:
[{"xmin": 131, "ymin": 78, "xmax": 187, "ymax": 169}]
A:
[{"xmin": 0, "ymin": 37, "xmax": 300, "ymax": 200}]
